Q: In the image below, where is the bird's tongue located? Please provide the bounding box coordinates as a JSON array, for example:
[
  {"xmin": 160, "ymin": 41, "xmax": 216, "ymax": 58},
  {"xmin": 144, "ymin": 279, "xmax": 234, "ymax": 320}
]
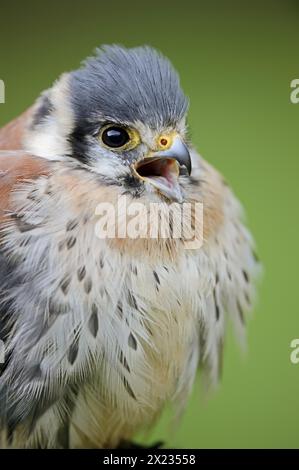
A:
[
  {"xmin": 135, "ymin": 157, "xmax": 183, "ymax": 202},
  {"xmin": 148, "ymin": 174, "xmax": 182, "ymax": 202}
]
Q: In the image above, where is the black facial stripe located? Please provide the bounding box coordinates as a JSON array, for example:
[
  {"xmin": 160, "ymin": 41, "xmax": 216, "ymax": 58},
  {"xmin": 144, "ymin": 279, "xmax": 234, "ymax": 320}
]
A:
[{"xmin": 69, "ymin": 127, "xmax": 92, "ymax": 165}]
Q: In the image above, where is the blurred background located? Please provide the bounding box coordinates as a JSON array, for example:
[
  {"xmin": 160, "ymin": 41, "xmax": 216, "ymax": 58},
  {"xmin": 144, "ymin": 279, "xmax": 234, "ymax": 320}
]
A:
[{"xmin": 0, "ymin": 0, "xmax": 298, "ymax": 449}]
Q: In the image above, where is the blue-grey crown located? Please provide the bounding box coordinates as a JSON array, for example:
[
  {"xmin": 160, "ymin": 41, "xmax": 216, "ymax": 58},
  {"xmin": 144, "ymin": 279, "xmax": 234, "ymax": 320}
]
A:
[{"xmin": 70, "ymin": 45, "xmax": 189, "ymax": 129}]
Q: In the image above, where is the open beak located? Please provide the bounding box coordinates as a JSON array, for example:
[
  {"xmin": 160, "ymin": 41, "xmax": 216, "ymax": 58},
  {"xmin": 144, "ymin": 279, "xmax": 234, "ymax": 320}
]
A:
[{"xmin": 132, "ymin": 136, "xmax": 191, "ymax": 202}]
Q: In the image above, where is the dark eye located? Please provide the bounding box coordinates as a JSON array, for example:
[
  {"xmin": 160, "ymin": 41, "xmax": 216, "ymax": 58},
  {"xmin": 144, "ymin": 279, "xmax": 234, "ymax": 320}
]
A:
[{"xmin": 101, "ymin": 126, "xmax": 130, "ymax": 149}]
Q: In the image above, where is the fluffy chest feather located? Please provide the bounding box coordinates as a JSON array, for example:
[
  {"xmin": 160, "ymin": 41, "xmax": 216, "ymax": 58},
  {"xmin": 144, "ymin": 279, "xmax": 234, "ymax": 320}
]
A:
[
  {"xmin": 2, "ymin": 169, "xmax": 210, "ymax": 446},
  {"xmin": 0, "ymin": 157, "xmax": 258, "ymax": 449}
]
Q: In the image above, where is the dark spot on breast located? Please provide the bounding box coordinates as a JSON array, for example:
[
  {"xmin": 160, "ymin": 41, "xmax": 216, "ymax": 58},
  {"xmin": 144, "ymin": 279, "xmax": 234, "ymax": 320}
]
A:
[
  {"xmin": 27, "ymin": 190, "xmax": 38, "ymax": 202},
  {"xmin": 242, "ymin": 270, "xmax": 249, "ymax": 283},
  {"xmin": 145, "ymin": 323, "xmax": 153, "ymax": 337},
  {"xmin": 67, "ymin": 236, "xmax": 76, "ymax": 249},
  {"xmin": 169, "ymin": 215, "xmax": 174, "ymax": 234},
  {"xmin": 122, "ymin": 376, "xmax": 136, "ymax": 400},
  {"xmin": 119, "ymin": 351, "xmax": 130, "ymax": 372},
  {"xmin": 60, "ymin": 275, "xmax": 71, "ymax": 295},
  {"xmin": 100, "ymin": 287, "xmax": 108, "ymax": 298},
  {"xmin": 56, "ymin": 422, "xmax": 70, "ymax": 449},
  {"xmin": 215, "ymin": 272, "xmax": 219, "ymax": 284},
  {"xmin": 6, "ymin": 425, "xmax": 14, "ymax": 446},
  {"xmin": 38, "ymin": 300, "xmax": 69, "ymax": 340},
  {"xmin": 99, "ymin": 257, "xmax": 104, "ymax": 269},
  {"xmin": 91, "ymin": 303, "xmax": 98, "ymax": 315},
  {"xmin": 237, "ymin": 301, "xmax": 245, "ymax": 324},
  {"xmin": 132, "ymin": 266, "xmax": 138, "ymax": 276},
  {"xmin": 66, "ymin": 219, "xmax": 78, "ymax": 232},
  {"xmin": 128, "ymin": 292, "xmax": 138, "ymax": 310},
  {"xmin": 153, "ymin": 271, "xmax": 160, "ymax": 285},
  {"xmin": 45, "ymin": 183, "xmax": 53, "ymax": 196},
  {"xmin": 188, "ymin": 176, "xmax": 201, "ymax": 186},
  {"xmin": 163, "ymin": 266, "xmax": 169, "ymax": 272},
  {"xmin": 117, "ymin": 302, "xmax": 123, "ymax": 319},
  {"xmin": 77, "ymin": 266, "xmax": 86, "ymax": 282},
  {"xmin": 58, "ymin": 240, "xmax": 66, "ymax": 252},
  {"xmin": 84, "ymin": 277, "xmax": 92, "ymax": 294},
  {"xmin": 213, "ymin": 288, "xmax": 220, "ymax": 320},
  {"xmin": 128, "ymin": 332, "xmax": 137, "ymax": 350},
  {"xmin": 88, "ymin": 304, "xmax": 99, "ymax": 338},
  {"xmin": 20, "ymin": 237, "xmax": 31, "ymax": 248},
  {"xmin": 83, "ymin": 214, "xmax": 90, "ymax": 225},
  {"xmin": 14, "ymin": 215, "xmax": 37, "ymax": 233},
  {"xmin": 49, "ymin": 299, "xmax": 69, "ymax": 316},
  {"xmin": 67, "ymin": 334, "xmax": 79, "ymax": 365}
]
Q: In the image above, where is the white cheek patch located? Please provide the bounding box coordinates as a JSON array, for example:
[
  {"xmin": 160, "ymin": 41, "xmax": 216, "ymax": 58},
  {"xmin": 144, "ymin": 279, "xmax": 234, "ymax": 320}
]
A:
[{"xmin": 24, "ymin": 74, "xmax": 74, "ymax": 161}]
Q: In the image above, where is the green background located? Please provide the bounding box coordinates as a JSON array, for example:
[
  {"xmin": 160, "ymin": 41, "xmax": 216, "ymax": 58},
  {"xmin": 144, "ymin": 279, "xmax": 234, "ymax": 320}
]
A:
[{"xmin": 0, "ymin": 0, "xmax": 298, "ymax": 449}]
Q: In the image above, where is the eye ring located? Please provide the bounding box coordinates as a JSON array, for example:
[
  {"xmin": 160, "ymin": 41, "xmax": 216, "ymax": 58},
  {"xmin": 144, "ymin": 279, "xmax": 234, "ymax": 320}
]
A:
[{"xmin": 99, "ymin": 125, "xmax": 140, "ymax": 151}]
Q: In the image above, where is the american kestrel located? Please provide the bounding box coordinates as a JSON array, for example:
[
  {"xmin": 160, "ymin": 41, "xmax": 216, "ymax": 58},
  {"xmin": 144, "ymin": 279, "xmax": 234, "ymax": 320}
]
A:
[{"xmin": 0, "ymin": 45, "xmax": 258, "ymax": 448}]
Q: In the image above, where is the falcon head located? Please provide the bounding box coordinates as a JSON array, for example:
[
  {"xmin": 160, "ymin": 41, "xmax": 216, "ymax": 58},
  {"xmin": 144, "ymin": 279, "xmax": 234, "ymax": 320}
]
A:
[{"xmin": 26, "ymin": 45, "xmax": 192, "ymax": 203}]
